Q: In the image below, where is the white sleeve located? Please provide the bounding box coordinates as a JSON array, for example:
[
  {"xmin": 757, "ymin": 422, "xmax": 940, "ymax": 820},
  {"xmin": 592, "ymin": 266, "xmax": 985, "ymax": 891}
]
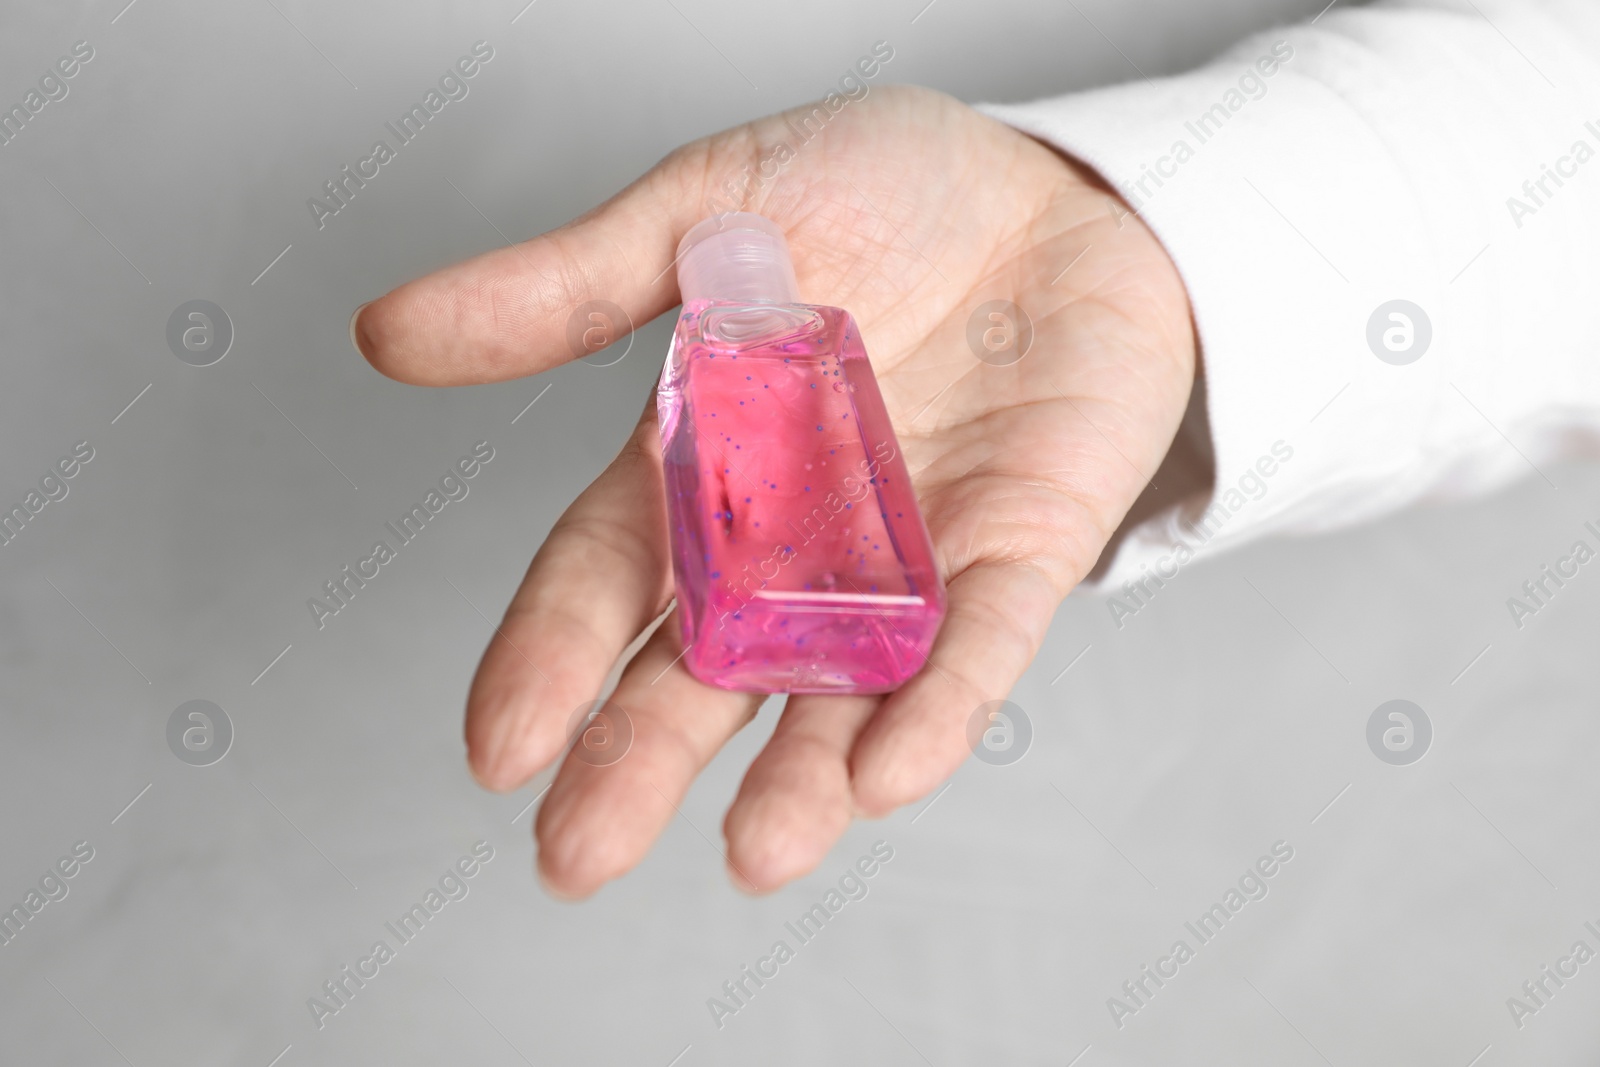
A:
[{"xmin": 981, "ymin": 0, "xmax": 1600, "ymax": 592}]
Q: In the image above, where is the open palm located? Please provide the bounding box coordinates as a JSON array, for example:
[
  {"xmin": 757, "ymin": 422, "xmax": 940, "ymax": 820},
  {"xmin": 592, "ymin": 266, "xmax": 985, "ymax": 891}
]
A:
[{"xmin": 354, "ymin": 85, "xmax": 1195, "ymax": 897}]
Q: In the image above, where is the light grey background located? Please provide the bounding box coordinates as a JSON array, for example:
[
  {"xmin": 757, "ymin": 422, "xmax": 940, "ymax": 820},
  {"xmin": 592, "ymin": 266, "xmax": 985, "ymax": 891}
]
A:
[{"xmin": 4, "ymin": 0, "xmax": 1598, "ymax": 1064}]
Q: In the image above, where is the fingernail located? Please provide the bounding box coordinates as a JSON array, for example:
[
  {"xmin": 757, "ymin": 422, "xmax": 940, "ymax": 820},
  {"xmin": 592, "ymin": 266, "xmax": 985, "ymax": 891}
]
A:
[
  {"xmin": 535, "ymin": 854, "xmax": 587, "ymax": 902},
  {"xmin": 466, "ymin": 750, "xmax": 502, "ymax": 792},
  {"xmin": 726, "ymin": 861, "xmax": 763, "ymax": 896},
  {"xmin": 349, "ymin": 301, "xmax": 372, "ymax": 358},
  {"xmin": 474, "ymin": 708, "xmax": 525, "ymax": 791}
]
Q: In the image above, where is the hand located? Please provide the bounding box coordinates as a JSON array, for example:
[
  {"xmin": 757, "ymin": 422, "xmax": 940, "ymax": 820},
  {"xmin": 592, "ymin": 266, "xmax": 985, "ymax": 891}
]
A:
[{"xmin": 352, "ymin": 85, "xmax": 1195, "ymax": 898}]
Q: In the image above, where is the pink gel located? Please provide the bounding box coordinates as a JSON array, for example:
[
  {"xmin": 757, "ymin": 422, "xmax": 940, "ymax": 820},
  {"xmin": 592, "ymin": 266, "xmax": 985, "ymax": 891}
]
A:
[{"xmin": 657, "ymin": 214, "xmax": 945, "ymax": 693}]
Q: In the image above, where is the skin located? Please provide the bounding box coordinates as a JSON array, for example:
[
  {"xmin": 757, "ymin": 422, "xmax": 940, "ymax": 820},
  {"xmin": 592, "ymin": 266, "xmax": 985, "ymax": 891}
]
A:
[{"xmin": 352, "ymin": 85, "xmax": 1196, "ymax": 898}]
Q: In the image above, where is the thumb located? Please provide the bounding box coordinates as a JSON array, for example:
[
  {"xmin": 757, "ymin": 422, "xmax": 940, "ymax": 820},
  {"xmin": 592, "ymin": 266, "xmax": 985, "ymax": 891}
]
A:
[{"xmin": 352, "ymin": 150, "xmax": 714, "ymax": 387}]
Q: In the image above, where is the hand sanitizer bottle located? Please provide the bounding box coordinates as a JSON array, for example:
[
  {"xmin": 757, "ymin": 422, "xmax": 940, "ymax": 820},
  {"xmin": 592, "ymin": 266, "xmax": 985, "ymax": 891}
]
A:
[{"xmin": 657, "ymin": 213, "xmax": 946, "ymax": 693}]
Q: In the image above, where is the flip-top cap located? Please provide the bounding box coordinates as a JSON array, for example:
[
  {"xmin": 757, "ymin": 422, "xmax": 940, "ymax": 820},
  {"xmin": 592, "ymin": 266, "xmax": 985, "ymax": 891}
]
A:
[{"xmin": 675, "ymin": 213, "xmax": 801, "ymax": 305}]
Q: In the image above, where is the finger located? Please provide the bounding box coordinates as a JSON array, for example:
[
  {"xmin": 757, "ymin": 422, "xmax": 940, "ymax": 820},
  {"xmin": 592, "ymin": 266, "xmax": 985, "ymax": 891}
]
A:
[
  {"xmin": 723, "ymin": 693, "xmax": 880, "ymax": 892},
  {"xmin": 466, "ymin": 397, "xmax": 673, "ymax": 792},
  {"xmin": 534, "ymin": 616, "xmax": 764, "ymax": 898},
  {"xmin": 353, "ymin": 147, "xmax": 715, "ymax": 386},
  {"xmin": 849, "ymin": 561, "xmax": 1062, "ymax": 816}
]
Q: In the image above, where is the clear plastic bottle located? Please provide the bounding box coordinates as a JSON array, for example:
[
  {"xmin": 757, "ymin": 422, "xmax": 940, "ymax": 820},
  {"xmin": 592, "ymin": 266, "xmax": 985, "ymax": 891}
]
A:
[{"xmin": 657, "ymin": 213, "xmax": 946, "ymax": 693}]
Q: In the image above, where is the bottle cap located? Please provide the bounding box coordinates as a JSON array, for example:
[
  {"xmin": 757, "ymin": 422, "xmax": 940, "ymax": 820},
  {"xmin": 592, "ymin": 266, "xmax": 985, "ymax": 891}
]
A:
[{"xmin": 676, "ymin": 213, "xmax": 801, "ymax": 305}]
